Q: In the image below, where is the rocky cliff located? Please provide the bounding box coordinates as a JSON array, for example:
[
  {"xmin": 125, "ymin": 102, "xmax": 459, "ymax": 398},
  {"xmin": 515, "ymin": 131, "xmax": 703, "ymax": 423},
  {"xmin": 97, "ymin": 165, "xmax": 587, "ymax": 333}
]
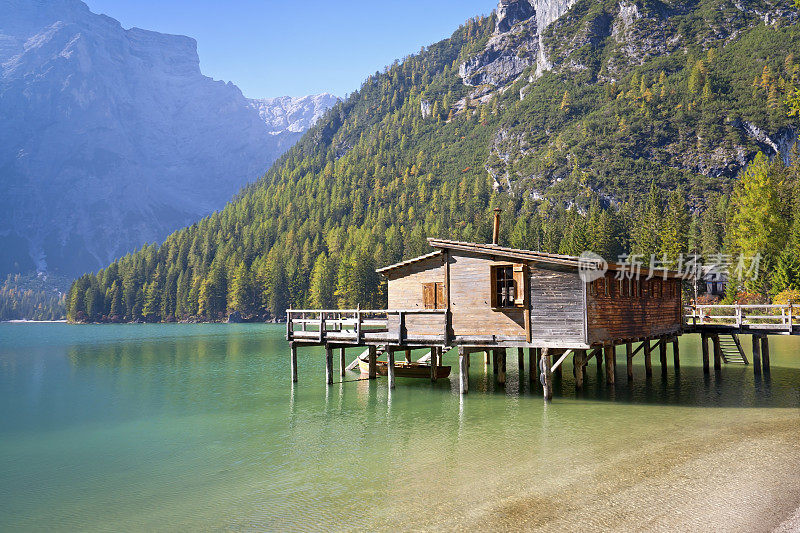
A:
[{"xmin": 0, "ymin": 0, "xmax": 335, "ymax": 276}]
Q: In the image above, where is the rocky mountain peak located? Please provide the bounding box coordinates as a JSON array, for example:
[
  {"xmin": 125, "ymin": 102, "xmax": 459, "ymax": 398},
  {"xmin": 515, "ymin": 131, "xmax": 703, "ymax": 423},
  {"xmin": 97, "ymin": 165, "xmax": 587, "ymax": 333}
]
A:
[
  {"xmin": 459, "ymin": 0, "xmax": 577, "ymax": 88},
  {"xmin": 496, "ymin": 0, "xmax": 535, "ymax": 33}
]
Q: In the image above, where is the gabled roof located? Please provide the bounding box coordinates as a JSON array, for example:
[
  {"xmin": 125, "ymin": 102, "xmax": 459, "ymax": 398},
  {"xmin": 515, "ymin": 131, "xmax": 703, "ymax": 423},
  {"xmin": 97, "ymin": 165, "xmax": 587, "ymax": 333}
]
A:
[
  {"xmin": 426, "ymin": 239, "xmax": 683, "ymax": 279},
  {"xmin": 375, "ymin": 250, "xmax": 443, "ymax": 274},
  {"xmin": 376, "ymin": 239, "xmax": 683, "ymax": 279},
  {"xmin": 427, "ymin": 239, "xmax": 595, "ymax": 269}
]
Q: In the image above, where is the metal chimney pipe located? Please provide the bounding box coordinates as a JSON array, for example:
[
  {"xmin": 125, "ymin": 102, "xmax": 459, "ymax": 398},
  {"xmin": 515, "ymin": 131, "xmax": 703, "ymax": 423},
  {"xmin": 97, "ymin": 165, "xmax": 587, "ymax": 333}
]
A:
[{"xmin": 492, "ymin": 208, "xmax": 501, "ymax": 245}]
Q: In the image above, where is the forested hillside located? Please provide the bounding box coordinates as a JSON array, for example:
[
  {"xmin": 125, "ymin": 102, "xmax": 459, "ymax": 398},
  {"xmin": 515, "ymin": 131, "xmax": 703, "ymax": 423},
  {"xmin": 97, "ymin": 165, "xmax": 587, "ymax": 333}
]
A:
[
  {"xmin": 1, "ymin": 274, "xmax": 66, "ymax": 322},
  {"xmin": 67, "ymin": 0, "xmax": 800, "ymax": 323}
]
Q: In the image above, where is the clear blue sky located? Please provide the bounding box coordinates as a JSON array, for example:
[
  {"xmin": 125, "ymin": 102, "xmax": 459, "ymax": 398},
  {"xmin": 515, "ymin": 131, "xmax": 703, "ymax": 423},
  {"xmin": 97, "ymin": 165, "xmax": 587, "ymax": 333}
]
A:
[{"xmin": 84, "ymin": 0, "xmax": 494, "ymax": 98}]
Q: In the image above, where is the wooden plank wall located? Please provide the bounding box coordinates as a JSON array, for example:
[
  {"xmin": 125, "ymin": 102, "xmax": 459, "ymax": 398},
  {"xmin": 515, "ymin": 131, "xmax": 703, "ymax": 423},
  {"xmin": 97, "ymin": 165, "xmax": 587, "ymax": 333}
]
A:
[
  {"xmin": 529, "ymin": 268, "xmax": 586, "ymax": 343},
  {"xmin": 449, "ymin": 252, "xmax": 526, "ymax": 338},
  {"xmin": 587, "ymin": 274, "xmax": 682, "ymax": 343},
  {"xmin": 386, "ymin": 255, "xmax": 445, "ymax": 336}
]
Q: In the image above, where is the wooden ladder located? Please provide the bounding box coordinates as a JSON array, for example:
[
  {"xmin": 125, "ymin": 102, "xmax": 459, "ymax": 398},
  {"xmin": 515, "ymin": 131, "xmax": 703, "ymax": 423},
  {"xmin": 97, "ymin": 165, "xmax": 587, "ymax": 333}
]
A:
[{"xmin": 718, "ymin": 334, "xmax": 749, "ymax": 365}]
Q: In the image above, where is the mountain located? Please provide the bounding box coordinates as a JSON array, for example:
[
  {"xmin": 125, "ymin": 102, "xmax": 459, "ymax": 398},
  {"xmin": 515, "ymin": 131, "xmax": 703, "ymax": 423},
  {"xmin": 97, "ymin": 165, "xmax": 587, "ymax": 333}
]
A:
[
  {"xmin": 249, "ymin": 94, "xmax": 341, "ymax": 135},
  {"xmin": 67, "ymin": 0, "xmax": 800, "ymax": 323},
  {"xmin": 0, "ymin": 0, "xmax": 336, "ymax": 277}
]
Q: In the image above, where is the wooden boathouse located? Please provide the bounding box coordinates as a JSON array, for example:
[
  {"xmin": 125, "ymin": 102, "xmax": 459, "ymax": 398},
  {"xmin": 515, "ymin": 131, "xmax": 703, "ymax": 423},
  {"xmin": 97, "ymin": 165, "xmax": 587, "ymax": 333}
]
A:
[{"xmin": 287, "ymin": 211, "xmax": 702, "ymax": 400}]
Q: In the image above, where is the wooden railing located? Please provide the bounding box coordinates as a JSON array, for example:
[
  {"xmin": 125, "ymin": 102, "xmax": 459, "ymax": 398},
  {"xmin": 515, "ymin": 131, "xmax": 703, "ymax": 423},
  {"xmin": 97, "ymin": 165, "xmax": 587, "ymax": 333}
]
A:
[
  {"xmin": 286, "ymin": 308, "xmax": 447, "ymax": 344},
  {"xmin": 684, "ymin": 304, "xmax": 796, "ymax": 331}
]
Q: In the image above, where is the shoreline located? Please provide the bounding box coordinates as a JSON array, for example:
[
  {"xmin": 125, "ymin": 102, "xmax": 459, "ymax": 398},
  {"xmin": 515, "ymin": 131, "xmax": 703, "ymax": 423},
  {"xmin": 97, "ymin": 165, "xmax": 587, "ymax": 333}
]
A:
[{"xmin": 3, "ymin": 320, "xmax": 67, "ymax": 324}]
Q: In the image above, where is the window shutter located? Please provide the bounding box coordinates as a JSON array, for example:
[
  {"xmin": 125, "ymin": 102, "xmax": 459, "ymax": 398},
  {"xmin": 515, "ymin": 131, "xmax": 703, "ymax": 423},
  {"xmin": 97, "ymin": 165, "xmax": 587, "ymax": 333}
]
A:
[
  {"xmin": 435, "ymin": 282, "xmax": 446, "ymax": 309},
  {"xmin": 513, "ymin": 264, "xmax": 528, "ymax": 308},
  {"xmin": 490, "ymin": 266, "xmax": 498, "ymax": 308},
  {"xmin": 422, "ymin": 283, "xmax": 435, "ymax": 309}
]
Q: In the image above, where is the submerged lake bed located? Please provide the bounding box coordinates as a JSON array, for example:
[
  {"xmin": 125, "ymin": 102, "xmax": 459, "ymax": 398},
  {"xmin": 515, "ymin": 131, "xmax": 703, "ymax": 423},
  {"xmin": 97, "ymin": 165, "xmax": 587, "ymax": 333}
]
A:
[{"xmin": 1, "ymin": 323, "xmax": 799, "ymax": 531}]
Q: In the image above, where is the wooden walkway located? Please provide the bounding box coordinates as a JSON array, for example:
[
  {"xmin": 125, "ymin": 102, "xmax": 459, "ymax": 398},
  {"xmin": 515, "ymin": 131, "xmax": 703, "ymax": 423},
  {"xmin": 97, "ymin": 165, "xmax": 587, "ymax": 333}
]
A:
[{"xmin": 286, "ymin": 304, "xmax": 794, "ymax": 400}]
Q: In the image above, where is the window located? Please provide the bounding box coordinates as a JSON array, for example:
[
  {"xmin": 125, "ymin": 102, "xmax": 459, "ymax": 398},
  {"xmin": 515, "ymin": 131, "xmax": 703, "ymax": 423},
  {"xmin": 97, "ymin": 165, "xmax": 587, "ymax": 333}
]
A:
[
  {"xmin": 490, "ymin": 264, "xmax": 527, "ymax": 309},
  {"xmin": 422, "ymin": 282, "xmax": 446, "ymax": 309}
]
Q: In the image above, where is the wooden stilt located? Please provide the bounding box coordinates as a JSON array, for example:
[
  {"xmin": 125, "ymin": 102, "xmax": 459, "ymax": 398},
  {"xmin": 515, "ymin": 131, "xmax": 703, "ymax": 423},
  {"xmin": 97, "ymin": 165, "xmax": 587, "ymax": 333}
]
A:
[
  {"xmin": 574, "ymin": 350, "xmax": 585, "ymax": 389},
  {"xmin": 672, "ymin": 338, "xmax": 680, "ymax": 371},
  {"xmin": 466, "ymin": 351, "xmax": 470, "ymax": 368},
  {"xmin": 484, "ymin": 350, "xmax": 490, "ymax": 365},
  {"xmin": 752, "ymin": 335, "xmax": 762, "ymax": 375},
  {"xmin": 387, "ymin": 349, "xmax": 396, "ymax": 389},
  {"xmin": 596, "ymin": 348, "xmax": 603, "ymax": 372},
  {"xmin": 659, "ymin": 336, "xmax": 668, "ymax": 375},
  {"xmin": 459, "ymin": 347, "xmax": 468, "ymax": 394},
  {"xmin": 644, "ymin": 338, "xmax": 652, "ymax": 378},
  {"xmin": 528, "ymin": 348, "xmax": 537, "ymax": 382},
  {"xmin": 368, "ymin": 345, "xmax": 377, "ymax": 380},
  {"xmin": 518, "ymin": 348, "xmax": 524, "ymax": 374},
  {"xmin": 604, "ymin": 344, "xmax": 615, "ymax": 385},
  {"xmin": 626, "ymin": 341, "xmax": 633, "ymax": 381},
  {"xmin": 290, "ymin": 343, "xmax": 298, "ymax": 383},
  {"xmin": 541, "ymin": 348, "xmax": 553, "ymax": 401},
  {"xmin": 712, "ymin": 334, "xmax": 722, "ymax": 372},
  {"xmin": 701, "ymin": 333, "xmax": 710, "ymax": 374},
  {"xmin": 340, "ymin": 347, "xmax": 346, "ymax": 376},
  {"xmin": 404, "ymin": 349, "xmax": 412, "ymax": 364},
  {"xmin": 430, "ymin": 347, "xmax": 438, "ymax": 382},
  {"xmin": 554, "ymin": 353, "xmax": 563, "ymax": 378},
  {"xmin": 493, "ymin": 349, "xmax": 499, "ymax": 375},
  {"xmin": 761, "ymin": 336, "xmax": 770, "ymax": 372},
  {"xmin": 325, "ymin": 345, "xmax": 333, "ymax": 385},
  {"xmin": 498, "ymin": 348, "xmax": 507, "ymax": 386}
]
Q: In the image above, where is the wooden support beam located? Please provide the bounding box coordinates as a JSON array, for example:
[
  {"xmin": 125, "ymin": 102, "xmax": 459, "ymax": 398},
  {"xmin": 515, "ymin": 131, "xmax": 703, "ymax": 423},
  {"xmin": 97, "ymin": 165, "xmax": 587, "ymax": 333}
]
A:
[
  {"xmin": 387, "ymin": 349, "xmax": 396, "ymax": 389},
  {"xmin": 368, "ymin": 345, "xmax": 377, "ymax": 380},
  {"xmin": 701, "ymin": 333, "xmax": 710, "ymax": 374},
  {"xmin": 484, "ymin": 350, "xmax": 490, "ymax": 365},
  {"xmin": 672, "ymin": 338, "xmax": 680, "ymax": 371},
  {"xmin": 659, "ymin": 336, "xmax": 668, "ymax": 376},
  {"xmin": 644, "ymin": 338, "xmax": 653, "ymax": 378},
  {"xmin": 541, "ymin": 348, "xmax": 553, "ymax": 401},
  {"xmin": 325, "ymin": 345, "xmax": 333, "ymax": 385},
  {"xmin": 752, "ymin": 335, "xmax": 762, "ymax": 375},
  {"xmin": 405, "ymin": 349, "xmax": 412, "ymax": 364},
  {"xmin": 712, "ymin": 334, "xmax": 722, "ymax": 372},
  {"xmin": 498, "ymin": 348, "xmax": 507, "ymax": 386},
  {"xmin": 528, "ymin": 348, "xmax": 537, "ymax": 383},
  {"xmin": 430, "ymin": 347, "xmax": 437, "ymax": 382},
  {"xmin": 493, "ymin": 349, "xmax": 499, "ymax": 375},
  {"xmin": 459, "ymin": 347, "xmax": 468, "ymax": 395},
  {"xmin": 574, "ymin": 350, "xmax": 585, "ymax": 390},
  {"xmin": 518, "ymin": 348, "xmax": 524, "ymax": 374},
  {"xmin": 550, "ymin": 349, "xmax": 573, "ymax": 373},
  {"xmin": 604, "ymin": 344, "xmax": 615, "ymax": 385},
  {"xmin": 626, "ymin": 341, "xmax": 633, "ymax": 381},
  {"xmin": 290, "ymin": 343, "xmax": 298, "ymax": 383},
  {"xmin": 596, "ymin": 347, "xmax": 603, "ymax": 372},
  {"xmin": 339, "ymin": 347, "xmax": 346, "ymax": 376},
  {"xmin": 761, "ymin": 336, "xmax": 770, "ymax": 372}
]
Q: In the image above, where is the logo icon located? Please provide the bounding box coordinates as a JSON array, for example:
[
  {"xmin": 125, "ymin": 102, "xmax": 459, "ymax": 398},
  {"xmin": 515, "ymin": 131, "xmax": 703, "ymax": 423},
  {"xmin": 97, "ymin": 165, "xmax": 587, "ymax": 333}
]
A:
[{"xmin": 578, "ymin": 251, "xmax": 608, "ymax": 282}]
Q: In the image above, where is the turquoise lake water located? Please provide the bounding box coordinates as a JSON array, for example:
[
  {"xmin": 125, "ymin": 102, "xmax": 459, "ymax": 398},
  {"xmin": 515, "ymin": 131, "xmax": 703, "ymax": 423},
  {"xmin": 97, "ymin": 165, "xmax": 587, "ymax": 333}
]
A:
[{"xmin": 1, "ymin": 323, "xmax": 799, "ymax": 531}]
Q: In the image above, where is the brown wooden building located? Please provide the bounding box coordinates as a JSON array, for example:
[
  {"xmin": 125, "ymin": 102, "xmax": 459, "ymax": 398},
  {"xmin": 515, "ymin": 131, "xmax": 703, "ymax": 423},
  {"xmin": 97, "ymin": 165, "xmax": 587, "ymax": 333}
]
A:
[
  {"xmin": 378, "ymin": 238, "xmax": 683, "ymax": 349},
  {"xmin": 287, "ymin": 220, "xmax": 684, "ymax": 399}
]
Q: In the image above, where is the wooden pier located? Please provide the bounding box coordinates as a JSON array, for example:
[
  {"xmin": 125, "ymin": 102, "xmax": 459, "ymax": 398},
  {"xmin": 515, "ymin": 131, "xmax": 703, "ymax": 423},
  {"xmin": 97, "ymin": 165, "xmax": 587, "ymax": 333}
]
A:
[{"xmin": 286, "ymin": 226, "xmax": 796, "ymax": 401}]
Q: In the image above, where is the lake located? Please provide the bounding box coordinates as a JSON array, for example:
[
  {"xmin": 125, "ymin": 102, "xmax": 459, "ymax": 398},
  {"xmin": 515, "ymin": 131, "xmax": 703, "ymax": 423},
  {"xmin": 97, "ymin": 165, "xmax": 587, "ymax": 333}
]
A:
[{"xmin": 1, "ymin": 323, "xmax": 799, "ymax": 531}]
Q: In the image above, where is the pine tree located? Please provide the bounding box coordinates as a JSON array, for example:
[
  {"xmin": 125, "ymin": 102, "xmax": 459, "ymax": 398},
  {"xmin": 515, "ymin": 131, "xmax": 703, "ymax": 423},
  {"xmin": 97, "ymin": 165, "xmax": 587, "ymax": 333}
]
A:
[
  {"xmin": 309, "ymin": 253, "xmax": 336, "ymax": 308},
  {"xmin": 660, "ymin": 189, "xmax": 689, "ymax": 266},
  {"xmin": 728, "ymin": 152, "xmax": 788, "ymax": 292}
]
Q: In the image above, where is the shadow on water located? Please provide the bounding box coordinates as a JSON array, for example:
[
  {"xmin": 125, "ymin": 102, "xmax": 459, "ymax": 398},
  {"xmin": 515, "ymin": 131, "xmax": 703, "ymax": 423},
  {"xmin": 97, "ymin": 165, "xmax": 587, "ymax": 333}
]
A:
[{"xmin": 458, "ymin": 361, "xmax": 800, "ymax": 409}]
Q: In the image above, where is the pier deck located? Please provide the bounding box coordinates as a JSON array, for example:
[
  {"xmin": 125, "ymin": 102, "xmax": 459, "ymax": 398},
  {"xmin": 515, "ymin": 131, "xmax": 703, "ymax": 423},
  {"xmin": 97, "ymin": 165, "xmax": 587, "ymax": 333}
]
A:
[{"xmin": 287, "ymin": 303, "xmax": 797, "ymax": 401}]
